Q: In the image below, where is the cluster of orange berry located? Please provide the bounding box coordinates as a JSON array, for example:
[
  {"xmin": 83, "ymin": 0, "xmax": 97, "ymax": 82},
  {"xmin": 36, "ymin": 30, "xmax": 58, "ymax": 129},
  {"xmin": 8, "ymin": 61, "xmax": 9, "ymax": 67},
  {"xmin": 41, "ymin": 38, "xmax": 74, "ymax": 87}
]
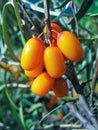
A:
[{"xmin": 20, "ymin": 23, "xmax": 84, "ymax": 97}]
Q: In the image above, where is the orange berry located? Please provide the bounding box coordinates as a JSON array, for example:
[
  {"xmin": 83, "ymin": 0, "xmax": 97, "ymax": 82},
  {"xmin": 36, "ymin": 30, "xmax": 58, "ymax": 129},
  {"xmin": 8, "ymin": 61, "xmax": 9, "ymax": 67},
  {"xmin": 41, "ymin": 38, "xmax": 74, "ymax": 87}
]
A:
[
  {"xmin": 57, "ymin": 111, "xmax": 64, "ymax": 119},
  {"xmin": 9, "ymin": 66, "xmax": 15, "ymax": 71},
  {"xmin": 20, "ymin": 38, "xmax": 44, "ymax": 70},
  {"xmin": 57, "ymin": 31, "xmax": 84, "ymax": 61},
  {"xmin": 31, "ymin": 72, "xmax": 55, "ymax": 96},
  {"xmin": 1, "ymin": 62, "xmax": 15, "ymax": 71},
  {"xmin": 53, "ymin": 77, "xmax": 68, "ymax": 97},
  {"xmin": 47, "ymin": 95, "xmax": 58, "ymax": 109},
  {"xmin": 43, "ymin": 23, "xmax": 61, "ymax": 39},
  {"xmin": 1, "ymin": 62, "xmax": 8, "ymax": 68},
  {"xmin": 44, "ymin": 46, "xmax": 66, "ymax": 78},
  {"xmin": 24, "ymin": 60, "xmax": 44, "ymax": 78},
  {"xmin": 72, "ymin": 90, "xmax": 78, "ymax": 99},
  {"xmin": 14, "ymin": 71, "xmax": 20, "ymax": 78}
]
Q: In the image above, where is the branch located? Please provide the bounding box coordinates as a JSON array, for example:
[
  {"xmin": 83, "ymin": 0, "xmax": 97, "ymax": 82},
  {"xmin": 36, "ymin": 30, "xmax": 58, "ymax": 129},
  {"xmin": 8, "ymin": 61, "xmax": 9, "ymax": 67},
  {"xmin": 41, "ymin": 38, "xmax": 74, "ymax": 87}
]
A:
[
  {"xmin": 66, "ymin": 102, "xmax": 96, "ymax": 130},
  {"xmin": 43, "ymin": 0, "xmax": 51, "ymax": 45},
  {"xmin": 65, "ymin": 61, "xmax": 98, "ymax": 129},
  {"xmin": 17, "ymin": 0, "xmax": 39, "ymax": 36},
  {"xmin": 39, "ymin": 104, "xmax": 63, "ymax": 124}
]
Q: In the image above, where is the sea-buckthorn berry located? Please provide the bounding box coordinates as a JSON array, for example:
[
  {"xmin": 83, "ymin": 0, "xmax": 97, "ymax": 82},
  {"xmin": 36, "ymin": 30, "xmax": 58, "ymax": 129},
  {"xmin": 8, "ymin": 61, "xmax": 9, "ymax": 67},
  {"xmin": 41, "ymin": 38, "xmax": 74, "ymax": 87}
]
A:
[
  {"xmin": 57, "ymin": 31, "xmax": 84, "ymax": 61},
  {"xmin": 53, "ymin": 77, "xmax": 68, "ymax": 97},
  {"xmin": 21, "ymin": 38, "xmax": 44, "ymax": 70},
  {"xmin": 44, "ymin": 46, "xmax": 66, "ymax": 78},
  {"xmin": 31, "ymin": 72, "xmax": 55, "ymax": 96}
]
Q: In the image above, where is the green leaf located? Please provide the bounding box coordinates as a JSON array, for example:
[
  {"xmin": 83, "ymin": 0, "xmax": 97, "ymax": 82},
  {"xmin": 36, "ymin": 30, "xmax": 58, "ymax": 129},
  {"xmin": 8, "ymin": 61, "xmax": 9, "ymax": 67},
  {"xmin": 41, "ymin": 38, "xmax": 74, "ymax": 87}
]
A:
[
  {"xmin": 4, "ymin": 70, "xmax": 25, "ymax": 130},
  {"xmin": 2, "ymin": 2, "xmax": 18, "ymax": 61},
  {"xmin": 12, "ymin": 0, "xmax": 25, "ymax": 45},
  {"xmin": 65, "ymin": 96, "xmax": 78, "ymax": 101},
  {"xmin": 28, "ymin": 103, "xmax": 44, "ymax": 113},
  {"xmin": 5, "ymin": 87, "xmax": 18, "ymax": 110},
  {"xmin": 79, "ymin": 35, "xmax": 98, "ymax": 42},
  {"xmin": 55, "ymin": 0, "xmax": 71, "ymax": 9},
  {"xmin": 69, "ymin": 0, "xmax": 94, "ymax": 25},
  {"xmin": 19, "ymin": 103, "xmax": 27, "ymax": 130},
  {"xmin": 3, "ymin": 68, "xmax": 18, "ymax": 110},
  {"xmin": 12, "ymin": 0, "xmax": 22, "ymax": 31}
]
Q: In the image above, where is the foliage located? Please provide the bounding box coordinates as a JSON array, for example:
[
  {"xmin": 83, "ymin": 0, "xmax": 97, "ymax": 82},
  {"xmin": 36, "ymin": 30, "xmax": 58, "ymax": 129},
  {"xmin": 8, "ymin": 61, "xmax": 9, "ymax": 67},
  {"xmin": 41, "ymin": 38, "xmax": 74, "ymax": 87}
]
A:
[{"xmin": 0, "ymin": 0, "xmax": 98, "ymax": 130}]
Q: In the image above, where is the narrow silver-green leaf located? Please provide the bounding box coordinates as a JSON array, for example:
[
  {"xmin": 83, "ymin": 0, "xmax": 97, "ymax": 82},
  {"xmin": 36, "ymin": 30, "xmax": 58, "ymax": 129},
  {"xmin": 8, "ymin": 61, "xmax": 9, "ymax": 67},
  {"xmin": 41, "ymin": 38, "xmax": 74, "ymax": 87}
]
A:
[
  {"xmin": 13, "ymin": 0, "xmax": 25, "ymax": 45},
  {"xmin": 2, "ymin": 2, "xmax": 18, "ymax": 61},
  {"xmin": 55, "ymin": 0, "xmax": 71, "ymax": 9},
  {"xmin": 19, "ymin": 103, "xmax": 27, "ymax": 130}
]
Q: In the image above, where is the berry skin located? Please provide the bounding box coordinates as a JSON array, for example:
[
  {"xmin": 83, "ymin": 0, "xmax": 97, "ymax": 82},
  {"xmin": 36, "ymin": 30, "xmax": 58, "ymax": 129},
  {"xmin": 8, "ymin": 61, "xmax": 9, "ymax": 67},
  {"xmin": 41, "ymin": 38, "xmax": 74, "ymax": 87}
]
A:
[
  {"xmin": 24, "ymin": 60, "xmax": 44, "ymax": 78},
  {"xmin": 31, "ymin": 72, "xmax": 55, "ymax": 96},
  {"xmin": 57, "ymin": 31, "xmax": 84, "ymax": 61},
  {"xmin": 21, "ymin": 38, "xmax": 44, "ymax": 70},
  {"xmin": 44, "ymin": 46, "xmax": 66, "ymax": 78},
  {"xmin": 53, "ymin": 77, "xmax": 68, "ymax": 97}
]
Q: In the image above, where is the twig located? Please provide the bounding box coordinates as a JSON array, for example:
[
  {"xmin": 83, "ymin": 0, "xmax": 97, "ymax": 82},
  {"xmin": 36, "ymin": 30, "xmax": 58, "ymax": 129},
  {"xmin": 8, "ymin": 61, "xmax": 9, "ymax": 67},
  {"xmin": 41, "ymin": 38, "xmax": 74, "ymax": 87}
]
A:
[
  {"xmin": 17, "ymin": 0, "xmax": 34, "ymax": 26},
  {"xmin": 66, "ymin": 61, "xmax": 83, "ymax": 94},
  {"xmin": 66, "ymin": 102, "xmax": 96, "ymax": 130},
  {"xmin": 39, "ymin": 104, "xmax": 63, "ymax": 124},
  {"xmin": 17, "ymin": 0, "xmax": 39, "ymax": 35},
  {"xmin": 43, "ymin": 0, "xmax": 51, "ymax": 45}
]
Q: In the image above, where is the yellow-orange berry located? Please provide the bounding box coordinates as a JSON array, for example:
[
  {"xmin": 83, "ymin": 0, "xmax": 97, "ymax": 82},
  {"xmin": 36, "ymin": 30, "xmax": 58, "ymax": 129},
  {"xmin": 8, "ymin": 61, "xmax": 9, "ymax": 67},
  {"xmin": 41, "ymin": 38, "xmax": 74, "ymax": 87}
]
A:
[
  {"xmin": 44, "ymin": 46, "xmax": 66, "ymax": 78},
  {"xmin": 57, "ymin": 31, "xmax": 84, "ymax": 61},
  {"xmin": 24, "ymin": 60, "xmax": 44, "ymax": 78},
  {"xmin": 31, "ymin": 72, "xmax": 55, "ymax": 96},
  {"xmin": 21, "ymin": 38, "xmax": 44, "ymax": 70}
]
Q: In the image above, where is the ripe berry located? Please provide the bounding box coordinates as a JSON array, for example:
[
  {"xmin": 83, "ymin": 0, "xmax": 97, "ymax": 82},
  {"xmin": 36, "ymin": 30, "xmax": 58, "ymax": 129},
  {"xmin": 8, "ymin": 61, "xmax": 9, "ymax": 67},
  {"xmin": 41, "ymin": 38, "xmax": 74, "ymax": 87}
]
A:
[
  {"xmin": 44, "ymin": 46, "xmax": 66, "ymax": 78},
  {"xmin": 21, "ymin": 38, "xmax": 44, "ymax": 70},
  {"xmin": 57, "ymin": 31, "xmax": 84, "ymax": 61},
  {"xmin": 24, "ymin": 60, "xmax": 44, "ymax": 78},
  {"xmin": 31, "ymin": 72, "xmax": 55, "ymax": 96},
  {"xmin": 53, "ymin": 77, "xmax": 68, "ymax": 97}
]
